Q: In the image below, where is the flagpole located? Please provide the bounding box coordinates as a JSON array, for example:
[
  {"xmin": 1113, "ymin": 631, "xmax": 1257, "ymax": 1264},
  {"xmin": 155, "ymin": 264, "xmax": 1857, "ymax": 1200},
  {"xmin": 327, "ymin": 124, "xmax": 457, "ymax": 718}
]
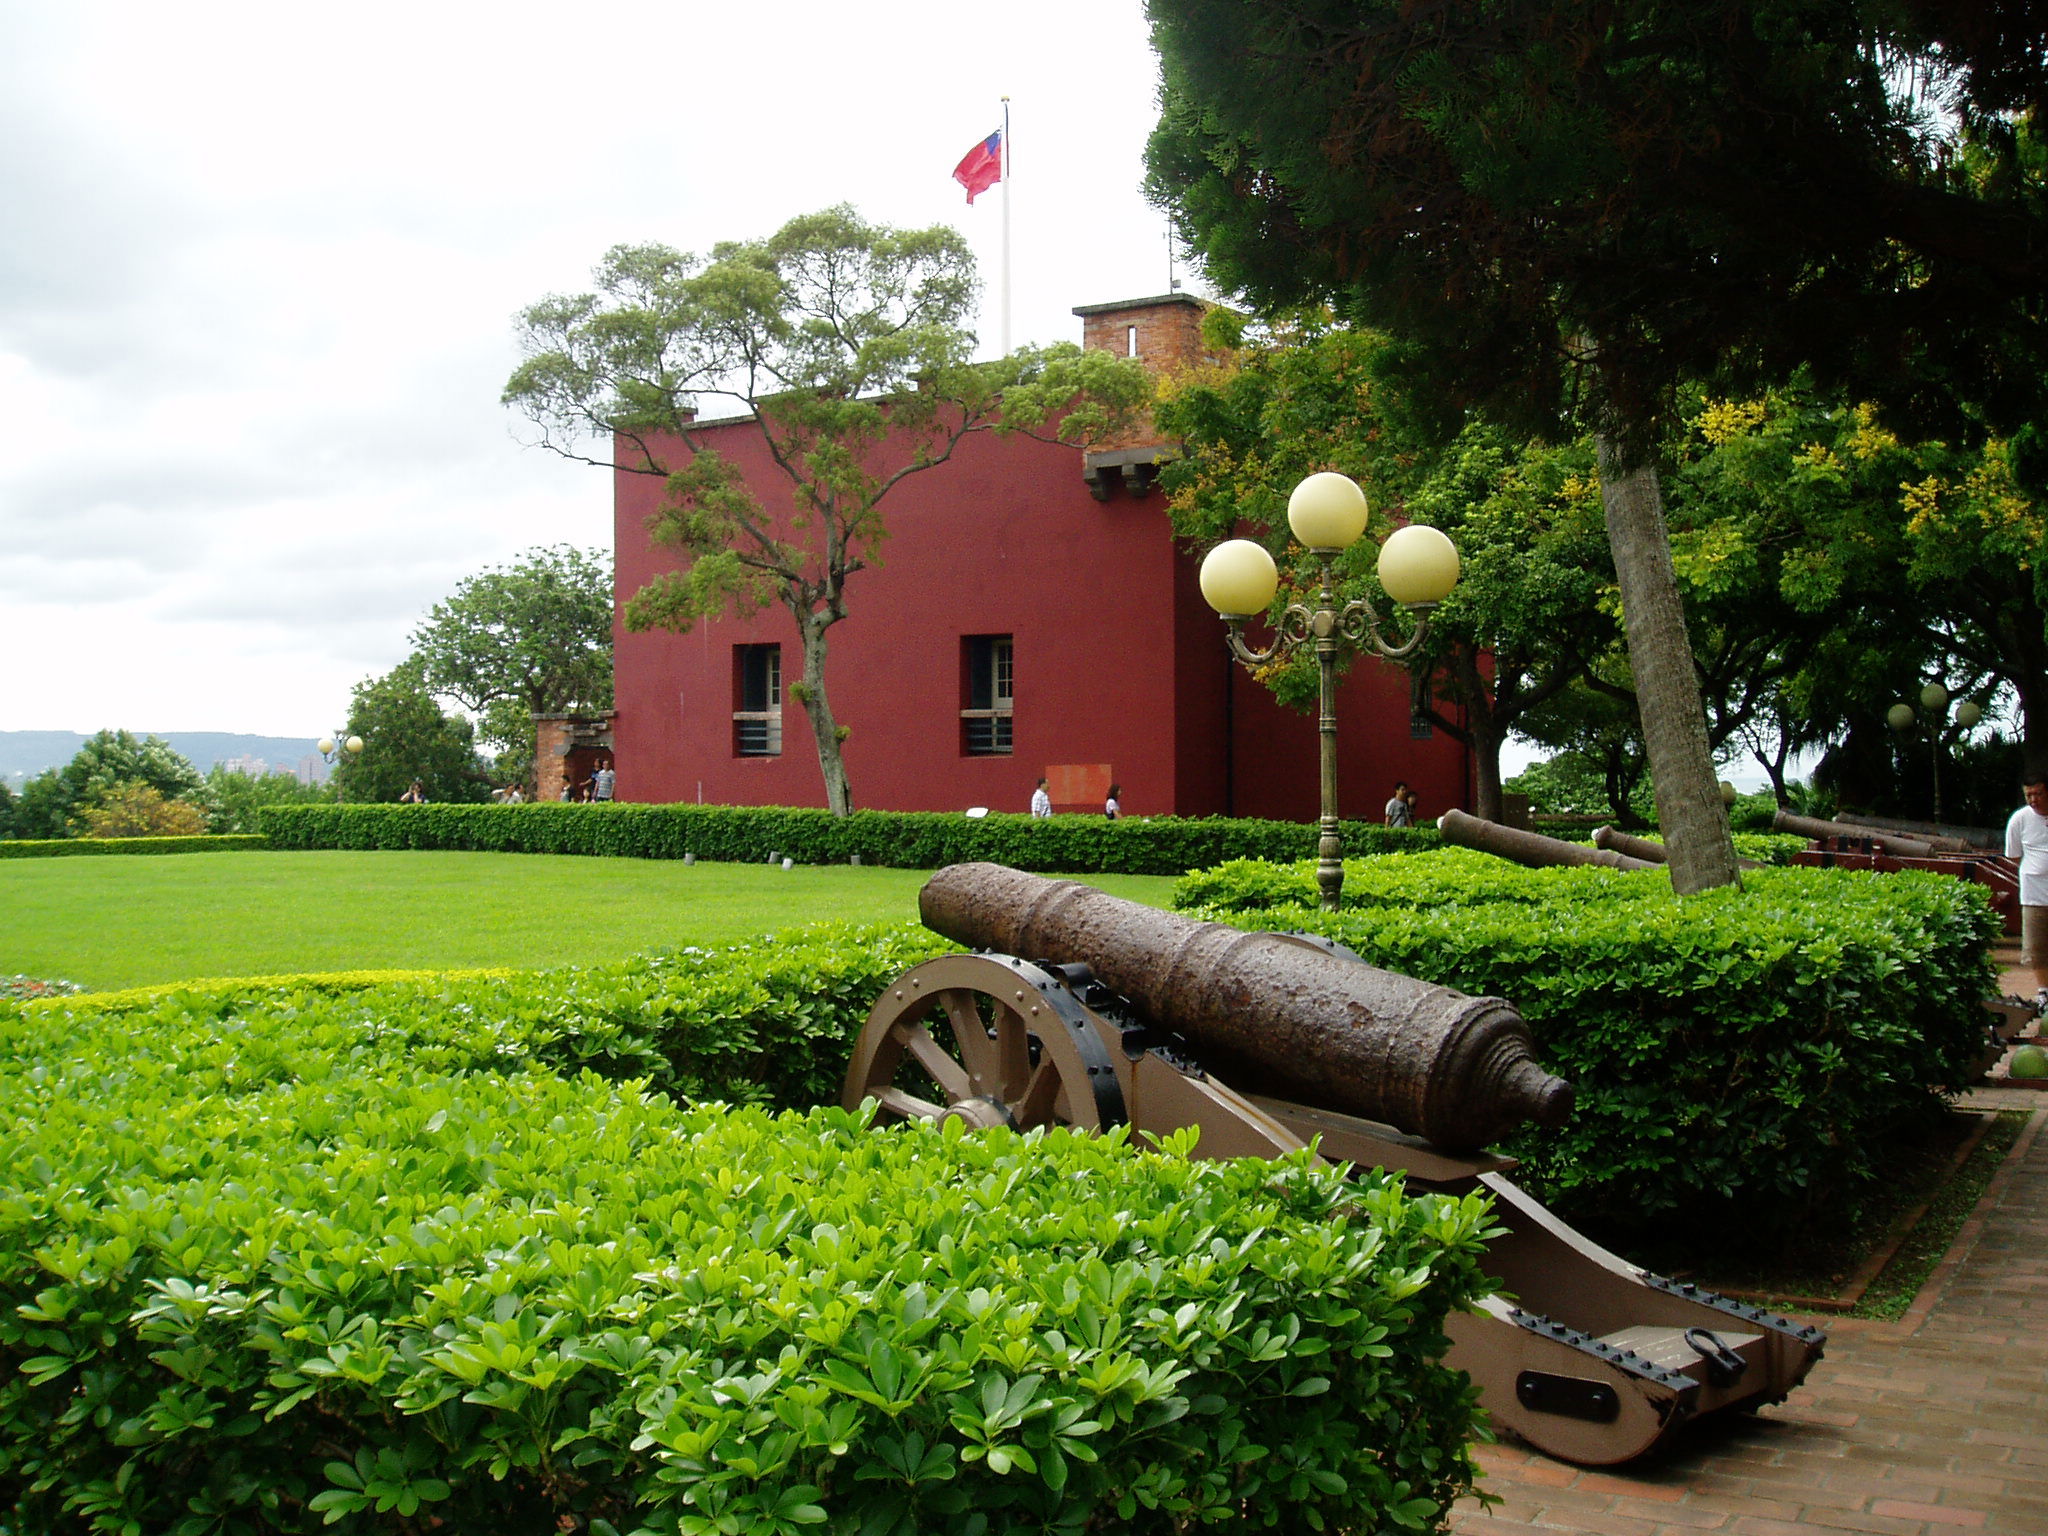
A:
[{"xmin": 1000, "ymin": 96, "xmax": 1011, "ymax": 358}]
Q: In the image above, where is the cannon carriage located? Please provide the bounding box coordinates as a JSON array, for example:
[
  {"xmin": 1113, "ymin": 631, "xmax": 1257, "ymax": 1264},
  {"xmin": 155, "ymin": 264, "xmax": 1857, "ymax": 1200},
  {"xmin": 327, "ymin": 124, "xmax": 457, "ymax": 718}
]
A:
[{"xmin": 842, "ymin": 862, "xmax": 1826, "ymax": 1466}]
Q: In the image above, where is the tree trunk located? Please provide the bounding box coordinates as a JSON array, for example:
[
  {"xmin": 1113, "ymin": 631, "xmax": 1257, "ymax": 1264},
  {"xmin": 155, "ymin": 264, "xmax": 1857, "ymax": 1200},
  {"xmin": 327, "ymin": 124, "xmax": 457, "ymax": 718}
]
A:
[
  {"xmin": 1469, "ymin": 715, "xmax": 1507, "ymax": 822},
  {"xmin": 2000, "ymin": 598, "xmax": 2048, "ymax": 781},
  {"xmin": 1594, "ymin": 434, "xmax": 1743, "ymax": 894},
  {"xmin": 1758, "ymin": 754, "xmax": 1789, "ymax": 807},
  {"xmin": 1751, "ymin": 733, "xmax": 1792, "ymax": 807},
  {"xmin": 795, "ymin": 616, "xmax": 854, "ymax": 817},
  {"xmin": 2015, "ymin": 667, "xmax": 2048, "ymax": 782},
  {"xmin": 1602, "ymin": 743, "xmax": 1648, "ymax": 830},
  {"xmin": 1439, "ymin": 647, "xmax": 1524, "ymax": 822}
]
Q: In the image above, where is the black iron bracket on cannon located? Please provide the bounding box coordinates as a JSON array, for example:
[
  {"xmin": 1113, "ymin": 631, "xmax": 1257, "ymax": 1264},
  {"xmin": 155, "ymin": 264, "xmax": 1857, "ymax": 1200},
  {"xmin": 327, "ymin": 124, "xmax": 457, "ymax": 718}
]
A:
[{"xmin": 841, "ymin": 863, "xmax": 1827, "ymax": 1466}]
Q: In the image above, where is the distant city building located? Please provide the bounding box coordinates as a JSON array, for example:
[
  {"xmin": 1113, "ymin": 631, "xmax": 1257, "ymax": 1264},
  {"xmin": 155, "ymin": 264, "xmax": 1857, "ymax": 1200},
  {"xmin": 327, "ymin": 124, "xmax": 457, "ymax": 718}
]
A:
[{"xmin": 605, "ymin": 293, "xmax": 1476, "ymax": 820}]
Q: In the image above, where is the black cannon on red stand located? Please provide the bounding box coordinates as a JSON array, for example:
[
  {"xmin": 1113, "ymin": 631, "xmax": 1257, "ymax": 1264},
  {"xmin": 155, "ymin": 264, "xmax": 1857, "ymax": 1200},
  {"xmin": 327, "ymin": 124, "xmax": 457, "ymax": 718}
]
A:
[{"xmin": 842, "ymin": 862, "xmax": 1825, "ymax": 1466}]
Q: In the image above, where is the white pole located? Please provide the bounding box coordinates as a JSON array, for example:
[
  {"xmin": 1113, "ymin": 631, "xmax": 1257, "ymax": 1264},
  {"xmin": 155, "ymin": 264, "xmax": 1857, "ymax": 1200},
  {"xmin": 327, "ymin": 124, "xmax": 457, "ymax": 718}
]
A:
[{"xmin": 1000, "ymin": 96, "xmax": 1012, "ymax": 358}]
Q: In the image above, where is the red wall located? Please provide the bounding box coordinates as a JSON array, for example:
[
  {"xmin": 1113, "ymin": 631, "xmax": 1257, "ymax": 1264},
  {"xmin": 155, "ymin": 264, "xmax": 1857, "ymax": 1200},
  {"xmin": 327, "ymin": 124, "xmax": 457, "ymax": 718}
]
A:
[{"xmin": 611, "ymin": 418, "xmax": 1471, "ymax": 822}]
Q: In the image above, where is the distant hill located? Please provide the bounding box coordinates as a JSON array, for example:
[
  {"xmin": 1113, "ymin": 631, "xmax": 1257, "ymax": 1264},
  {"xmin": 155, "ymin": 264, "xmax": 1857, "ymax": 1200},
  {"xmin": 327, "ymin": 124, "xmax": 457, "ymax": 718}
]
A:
[{"xmin": 0, "ymin": 731, "xmax": 329, "ymax": 784}]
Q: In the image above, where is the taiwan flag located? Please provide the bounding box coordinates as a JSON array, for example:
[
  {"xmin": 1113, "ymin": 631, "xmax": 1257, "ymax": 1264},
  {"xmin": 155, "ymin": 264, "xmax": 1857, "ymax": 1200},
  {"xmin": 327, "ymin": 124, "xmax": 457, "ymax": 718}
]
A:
[{"xmin": 952, "ymin": 129, "xmax": 1003, "ymax": 203}]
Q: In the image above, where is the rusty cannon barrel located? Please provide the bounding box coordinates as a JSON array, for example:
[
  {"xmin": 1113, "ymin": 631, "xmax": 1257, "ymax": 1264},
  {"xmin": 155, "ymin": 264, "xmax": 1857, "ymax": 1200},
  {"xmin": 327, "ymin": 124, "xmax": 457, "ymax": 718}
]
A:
[
  {"xmin": 1592, "ymin": 825, "xmax": 1668, "ymax": 863},
  {"xmin": 1593, "ymin": 825, "xmax": 1763, "ymax": 871},
  {"xmin": 919, "ymin": 862, "xmax": 1573, "ymax": 1152},
  {"xmin": 1829, "ymin": 813, "xmax": 1979, "ymax": 853},
  {"xmin": 1770, "ymin": 809, "xmax": 1945, "ymax": 857},
  {"xmin": 1439, "ymin": 808, "xmax": 1660, "ymax": 871}
]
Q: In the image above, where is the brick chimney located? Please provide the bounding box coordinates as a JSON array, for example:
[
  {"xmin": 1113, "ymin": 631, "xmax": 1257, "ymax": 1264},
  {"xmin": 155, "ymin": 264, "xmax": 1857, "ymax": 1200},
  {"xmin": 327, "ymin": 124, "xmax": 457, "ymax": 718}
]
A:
[
  {"xmin": 1074, "ymin": 292, "xmax": 1216, "ymax": 374},
  {"xmin": 1071, "ymin": 292, "xmax": 1219, "ymax": 498}
]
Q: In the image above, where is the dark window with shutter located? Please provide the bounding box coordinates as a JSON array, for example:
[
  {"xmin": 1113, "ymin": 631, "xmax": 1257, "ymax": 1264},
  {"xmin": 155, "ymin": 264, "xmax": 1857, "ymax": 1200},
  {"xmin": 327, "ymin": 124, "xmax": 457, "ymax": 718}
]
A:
[
  {"xmin": 961, "ymin": 635, "xmax": 1013, "ymax": 755},
  {"xmin": 734, "ymin": 645, "xmax": 782, "ymax": 756}
]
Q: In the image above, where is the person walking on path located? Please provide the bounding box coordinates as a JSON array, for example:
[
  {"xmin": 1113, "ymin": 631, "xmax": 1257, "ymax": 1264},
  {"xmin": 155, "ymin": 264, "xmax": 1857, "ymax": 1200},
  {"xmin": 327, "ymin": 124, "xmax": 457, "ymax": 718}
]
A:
[
  {"xmin": 1030, "ymin": 778, "xmax": 1052, "ymax": 818},
  {"xmin": 592, "ymin": 762, "xmax": 616, "ymax": 802},
  {"xmin": 1384, "ymin": 780, "xmax": 1414, "ymax": 827},
  {"xmin": 2008, "ymin": 772, "xmax": 2048, "ymax": 965},
  {"xmin": 1104, "ymin": 783, "xmax": 1121, "ymax": 820}
]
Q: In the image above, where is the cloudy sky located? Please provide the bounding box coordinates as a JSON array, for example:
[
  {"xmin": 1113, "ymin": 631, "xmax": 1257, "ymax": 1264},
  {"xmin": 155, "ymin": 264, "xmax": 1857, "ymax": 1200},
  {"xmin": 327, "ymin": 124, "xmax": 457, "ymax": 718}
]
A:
[{"xmin": 0, "ymin": 0, "xmax": 1188, "ymax": 740}]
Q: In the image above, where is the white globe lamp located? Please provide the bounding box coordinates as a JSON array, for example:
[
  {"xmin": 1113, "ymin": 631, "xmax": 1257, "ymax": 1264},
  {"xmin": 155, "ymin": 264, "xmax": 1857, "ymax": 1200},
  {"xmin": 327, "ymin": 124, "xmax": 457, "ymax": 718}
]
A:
[
  {"xmin": 1377, "ymin": 524, "xmax": 1462, "ymax": 608},
  {"xmin": 1200, "ymin": 538, "xmax": 1281, "ymax": 617},
  {"xmin": 1286, "ymin": 472, "xmax": 1370, "ymax": 551}
]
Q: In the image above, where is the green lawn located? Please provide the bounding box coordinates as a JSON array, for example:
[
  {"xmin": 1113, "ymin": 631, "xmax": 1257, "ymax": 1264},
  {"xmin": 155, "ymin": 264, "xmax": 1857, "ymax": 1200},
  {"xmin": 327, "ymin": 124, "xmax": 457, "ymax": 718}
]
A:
[{"xmin": 0, "ymin": 851, "xmax": 1182, "ymax": 991}]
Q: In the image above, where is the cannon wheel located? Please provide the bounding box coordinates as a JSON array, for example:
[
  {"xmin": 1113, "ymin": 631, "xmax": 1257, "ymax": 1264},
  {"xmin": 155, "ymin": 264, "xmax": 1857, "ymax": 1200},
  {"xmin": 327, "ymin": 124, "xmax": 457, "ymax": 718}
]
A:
[{"xmin": 843, "ymin": 953, "xmax": 1126, "ymax": 1132}]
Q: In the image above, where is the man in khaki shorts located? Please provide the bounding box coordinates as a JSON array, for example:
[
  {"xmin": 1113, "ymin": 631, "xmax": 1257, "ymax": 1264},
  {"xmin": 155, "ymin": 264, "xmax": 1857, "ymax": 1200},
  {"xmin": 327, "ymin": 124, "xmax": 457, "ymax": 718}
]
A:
[{"xmin": 2008, "ymin": 773, "xmax": 2048, "ymax": 967}]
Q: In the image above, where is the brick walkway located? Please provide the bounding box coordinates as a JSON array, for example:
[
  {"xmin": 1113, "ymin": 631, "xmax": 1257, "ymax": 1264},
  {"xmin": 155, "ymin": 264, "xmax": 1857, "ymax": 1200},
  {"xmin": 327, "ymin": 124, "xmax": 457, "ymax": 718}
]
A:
[{"xmin": 1451, "ymin": 946, "xmax": 2048, "ymax": 1536}]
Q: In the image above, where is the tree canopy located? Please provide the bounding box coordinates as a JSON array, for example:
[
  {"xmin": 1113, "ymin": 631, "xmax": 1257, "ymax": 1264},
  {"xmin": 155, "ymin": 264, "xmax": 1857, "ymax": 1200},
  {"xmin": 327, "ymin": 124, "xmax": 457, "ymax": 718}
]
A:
[
  {"xmin": 1145, "ymin": 0, "xmax": 2048, "ymax": 453},
  {"xmin": 334, "ymin": 662, "xmax": 491, "ymax": 805},
  {"xmin": 1156, "ymin": 308, "xmax": 2045, "ymax": 829},
  {"xmin": 410, "ymin": 544, "xmax": 614, "ymax": 788},
  {"xmin": 201, "ymin": 763, "xmax": 334, "ymax": 835},
  {"xmin": 503, "ymin": 204, "xmax": 1151, "ymax": 816},
  {"xmin": 1144, "ymin": 0, "xmax": 2048, "ymax": 888},
  {"xmin": 78, "ymin": 784, "xmax": 207, "ymax": 839},
  {"xmin": 411, "ymin": 544, "xmax": 613, "ymax": 721},
  {"xmin": 9, "ymin": 731, "xmax": 207, "ymax": 839},
  {"xmin": 1662, "ymin": 381, "xmax": 2046, "ymax": 785}
]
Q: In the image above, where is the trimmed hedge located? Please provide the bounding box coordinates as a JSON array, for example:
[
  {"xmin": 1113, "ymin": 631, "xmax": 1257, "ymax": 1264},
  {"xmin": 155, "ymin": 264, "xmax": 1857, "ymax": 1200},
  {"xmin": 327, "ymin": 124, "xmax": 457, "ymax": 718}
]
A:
[
  {"xmin": 1174, "ymin": 849, "xmax": 2001, "ymax": 1250},
  {"xmin": 46, "ymin": 969, "xmax": 512, "ymax": 1018},
  {"xmin": 0, "ymin": 937, "xmax": 1493, "ymax": 1535},
  {"xmin": 258, "ymin": 801, "xmax": 1439, "ymax": 876},
  {"xmin": 27, "ymin": 925, "xmax": 954, "ymax": 1115},
  {"xmin": 0, "ymin": 834, "xmax": 268, "ymax": 859}
]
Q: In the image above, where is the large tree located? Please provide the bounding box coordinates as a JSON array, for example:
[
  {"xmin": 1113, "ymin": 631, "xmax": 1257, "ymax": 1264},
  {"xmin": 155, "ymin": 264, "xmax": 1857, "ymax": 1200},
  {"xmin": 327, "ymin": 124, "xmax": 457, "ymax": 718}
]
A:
[
  {"xmin": 10, "ymin": 730, "xmax": 206, "ymax": 839},
  {"xmin": 78, "ymin": 784, "xmax": 208, "ymax": 839},
  {"xmin": 334, "ymin": 661, "xmax": 492, "ymax": 805},
  {"xmin": 1656, "ymin": 382, "xmax": 2046, "ymax": 788},
  {"xmin": 1144, "ymin": 0, "xmax": 2048, "ymax": 891},
  {"xmin": 201, "ymin": 763, "xmax": 335, "ymax": 835},
  {"xmin": 504, "ymin": 205, "xmax": 1149, "ymax": 816},
  {"xmin": 1893, "ymin": 440, "xmax": 2048, "ymax": 779},
  {"xmin": 410, "ymin": 544, "xmax": 614, "ymax": 788},
  {"xmin": 1402, "ymin": 426, "xmax": 1622, "ymax": 817}
]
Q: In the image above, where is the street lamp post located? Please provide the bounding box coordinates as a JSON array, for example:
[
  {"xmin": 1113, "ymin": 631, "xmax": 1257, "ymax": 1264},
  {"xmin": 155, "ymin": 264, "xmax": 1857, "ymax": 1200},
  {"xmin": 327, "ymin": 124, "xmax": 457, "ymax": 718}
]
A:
[
  {"xmin": 316, "ymin": 733, "xmax": 363, "ymax": 800},
  {"xmin": 1887, "ymin": 684, "xmax": 1982, "ymax": 824},
  {"xmin": 1199, "ymin": 472, "xmax": 1460, "ymax": 912}
]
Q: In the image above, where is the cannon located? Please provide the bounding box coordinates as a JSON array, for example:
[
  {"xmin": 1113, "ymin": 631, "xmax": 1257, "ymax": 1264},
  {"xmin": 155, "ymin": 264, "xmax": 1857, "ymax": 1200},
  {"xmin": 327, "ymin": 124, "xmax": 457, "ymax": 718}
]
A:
[
  {"xmin": 1593, "ymin": 824, "xmax": 1764, "ymax": 871},
  {"xmin": 1438, "ymin": 808, "xmax": 1661, "ymax": 871},
  {"xmin": 1771, "ymin": 808, "xmax": 1963, "ymax": 857},
  {"xmin": 843, "ymin": 863, "xmax": 1826, "ymax": 1466}
]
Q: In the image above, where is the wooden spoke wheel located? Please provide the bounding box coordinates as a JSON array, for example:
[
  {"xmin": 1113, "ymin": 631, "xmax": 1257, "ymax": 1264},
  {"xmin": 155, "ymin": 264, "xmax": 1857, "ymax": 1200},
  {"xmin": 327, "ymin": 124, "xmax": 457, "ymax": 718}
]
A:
[{"xmin": 842, "ymin": 953, "xmax": 1126, "ymax": 1132}]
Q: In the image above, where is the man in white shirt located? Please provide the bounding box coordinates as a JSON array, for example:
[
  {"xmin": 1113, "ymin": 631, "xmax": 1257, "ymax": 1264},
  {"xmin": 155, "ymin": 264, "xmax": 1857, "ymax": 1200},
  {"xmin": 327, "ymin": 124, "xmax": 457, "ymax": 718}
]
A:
[
  {"xmin": 2007, "ymin": 774, "xmax": 2048, "ymax": 966},
  {"xmin": 1030, "ymin": 778, "xmax": 1052, "ymax": 818}
]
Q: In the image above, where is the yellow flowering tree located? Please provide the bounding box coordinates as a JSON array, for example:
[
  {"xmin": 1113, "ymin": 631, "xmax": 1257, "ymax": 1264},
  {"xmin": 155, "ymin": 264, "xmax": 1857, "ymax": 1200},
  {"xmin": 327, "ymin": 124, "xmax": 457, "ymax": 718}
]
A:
[{"xmin": 1661, "ymin": 384, "xmax": 2042, "ymax": 803}]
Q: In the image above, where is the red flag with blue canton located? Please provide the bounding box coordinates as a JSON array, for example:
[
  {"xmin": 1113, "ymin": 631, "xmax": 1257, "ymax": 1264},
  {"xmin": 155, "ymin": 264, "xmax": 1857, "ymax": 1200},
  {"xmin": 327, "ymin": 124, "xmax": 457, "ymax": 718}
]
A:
[{"xmin": 953, "ymin": 130, "xmax": 1003, "ymax": 203}]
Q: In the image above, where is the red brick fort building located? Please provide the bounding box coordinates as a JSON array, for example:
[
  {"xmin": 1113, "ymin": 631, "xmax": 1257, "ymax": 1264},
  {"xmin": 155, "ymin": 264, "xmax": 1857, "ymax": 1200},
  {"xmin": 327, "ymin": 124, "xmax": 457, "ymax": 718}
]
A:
[{"xmin": 600, "ymin": 293, "xmax": 1475, "ymax": 822}]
